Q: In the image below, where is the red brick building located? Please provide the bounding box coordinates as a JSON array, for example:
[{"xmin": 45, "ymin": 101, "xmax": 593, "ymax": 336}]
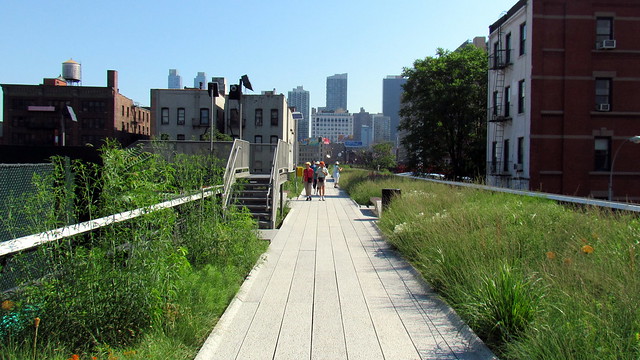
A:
[
  {"xmin": 487, "ymin": 0, "xmax": 640, "ymax": 201},
  {"xmin": 1, "ymin": 70, "xmax": 151, "ymax": 147}
]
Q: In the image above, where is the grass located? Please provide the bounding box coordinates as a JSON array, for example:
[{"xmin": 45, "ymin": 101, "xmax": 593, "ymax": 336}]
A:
[
  {"xmin": 340, "ymin": 169, "xmax": 640, "ymax": 359},
  {"xmin": 0, "ymin": 142, "xmax": 267, "ymax": 359}
]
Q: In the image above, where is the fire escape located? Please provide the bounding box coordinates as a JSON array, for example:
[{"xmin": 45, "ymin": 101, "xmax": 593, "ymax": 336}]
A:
[{"xmin": 488, "ymin": 30, "xmax": 512, "ymax": 177}]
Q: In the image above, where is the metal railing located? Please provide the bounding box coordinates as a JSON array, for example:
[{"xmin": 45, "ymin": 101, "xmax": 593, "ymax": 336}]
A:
[
  {"xmin": 268, "ymin": 140, "xmax": 292, "ymax": 228},
  {"xmin": 399, "ymin": 173, "xmax": 640, "ymax": 213},
  {"xmin": 222, "ymin": 139, "xmax": 251, "ymax": 209}
]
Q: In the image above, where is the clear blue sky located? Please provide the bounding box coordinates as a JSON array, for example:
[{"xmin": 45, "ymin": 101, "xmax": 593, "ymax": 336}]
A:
[{"xmin": 1, "ymin": 0, "xmax": 518, "ymax": 117}]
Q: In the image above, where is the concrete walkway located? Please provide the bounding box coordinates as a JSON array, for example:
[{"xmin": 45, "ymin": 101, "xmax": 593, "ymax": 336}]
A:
[{"xmin": 195, "ymin": 183, "xmax": 497, "ymax": 360}]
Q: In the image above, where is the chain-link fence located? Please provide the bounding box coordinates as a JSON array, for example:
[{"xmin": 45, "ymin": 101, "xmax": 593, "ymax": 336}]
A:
[{"xmin": 1, "ymin": 163, "xmax": 54, "ymax": 292}]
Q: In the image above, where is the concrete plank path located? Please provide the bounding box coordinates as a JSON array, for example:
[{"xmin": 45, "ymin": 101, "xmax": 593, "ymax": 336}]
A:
[{"xmin": 195, "ymin": 183, "xmax": 497, "ymax": 360}]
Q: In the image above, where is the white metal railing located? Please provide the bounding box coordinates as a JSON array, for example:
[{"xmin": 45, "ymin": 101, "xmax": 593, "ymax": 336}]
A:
[
  {"xmin": 0, "ymin": 186, "xmax": 222, "ymax": 257},
  {"xmin": 398, "ymin": 173, "xmax": 640, "ymax": 213},
  {"xmin": 222, "ymin": 139, "xmax": 250, "ymax": 208}
]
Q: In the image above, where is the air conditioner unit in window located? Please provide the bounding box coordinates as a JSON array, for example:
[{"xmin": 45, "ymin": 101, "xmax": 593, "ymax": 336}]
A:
[
  {"xmin": 598, "ymin": 39, "xmax": 617, "ymax": 49},
  {"xmin": 596, "ymin": 103, "xmax": 611, "ymax": 112}
]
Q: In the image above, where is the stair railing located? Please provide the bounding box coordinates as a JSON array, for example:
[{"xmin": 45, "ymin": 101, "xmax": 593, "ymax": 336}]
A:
[{"xmin": 222, "ymin": 139, "xmax": 250, "ymax": 209}]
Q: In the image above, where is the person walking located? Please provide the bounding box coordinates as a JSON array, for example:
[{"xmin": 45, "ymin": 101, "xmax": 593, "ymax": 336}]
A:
[
  {"xmin": 332, "ymin": 161, "xmax": 343, "ymax": 188},
  {"xmin": 302, "ymin": 162, "xmax": 314, "ymax": 201},
  {"xmin": 315, "ymin": 161, "xmax": 329, "ymax": 200},
  {"xmin": 312, "ymin": 161, "xmax": 319, "ymax": 195}
]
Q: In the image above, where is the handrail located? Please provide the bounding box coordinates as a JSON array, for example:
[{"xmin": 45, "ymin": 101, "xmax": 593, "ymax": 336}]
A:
[
  {"xmin": 221, "ymin": 139, "xmax": 250, "ymax": 209},
  {"xmin": 0, "ymin": 186, "xmax": 223, "ymax": 257},
  {"xmin": 398, "ymin": 173, "xmax": 640, "ymax": 213}
]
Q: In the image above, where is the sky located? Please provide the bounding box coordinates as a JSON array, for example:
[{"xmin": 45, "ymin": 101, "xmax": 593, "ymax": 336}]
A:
[{"xmin": 1, "ymin": 0, "xmax": 519, "ymax": 117}]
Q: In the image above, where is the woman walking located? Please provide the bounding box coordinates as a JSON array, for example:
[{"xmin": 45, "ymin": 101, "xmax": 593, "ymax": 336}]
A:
[{"xmin": 315, "ymin": 161, "xmax": 329, "ymax": 200}]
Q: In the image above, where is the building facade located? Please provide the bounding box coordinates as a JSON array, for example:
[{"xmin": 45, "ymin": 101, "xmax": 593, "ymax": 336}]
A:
[
  {"xmin": 168, "ymin": 69, "xmax": 182, "ymax": 89},
  {"xmin": 287, "ymin": 86, "xmax": 310, "ymax": 141},
  {"xmin": 382, "ymin": 75, "xmax": 407, "ymax": 146},
  {"xmin": 311, "ymin": 110, "xmax": 353, "ymax": 143},
  {"xmin": 2, "ymin": 70, "xmax": 151, "ymax": 147},
  {"xmin": 150, "ymin": 88, "xmax": 225, "ymax": 141},
  {"xmin": 487, "ymin": 0, "xmax": 640, "ymax": 200},
  {"xmin": 372, "ymin": 113, "xmax": 391, "ymax": 144},
  {"xmin": 326, "ymin": 73, "xmax": 348, "ymax": 112},
  {"xmin": 352, "ymin": 108, "xmax": 372, "ymax": 143}
]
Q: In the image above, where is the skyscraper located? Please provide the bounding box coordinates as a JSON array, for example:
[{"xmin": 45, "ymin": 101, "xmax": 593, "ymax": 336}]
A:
[
  {"xmin": 288, "ymin": 86, "xmax": 310, "ymax": 140},
  {"xmin": 326, "ymin": 73, "xmax": 348, "ymax": 112},
  {"xmin": 382, "ymin": 75, "xmax": 407, "ymax": 146},
  {"xmin": 168, "ymin": 69, "xmax": 182, "ymax": 89},
  {"xmin": 194, "ymin": 72, "xmax": 207, "ymax": 89}
]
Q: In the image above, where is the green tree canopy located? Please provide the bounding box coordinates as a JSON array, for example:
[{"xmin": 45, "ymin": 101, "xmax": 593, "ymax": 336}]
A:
[{"xmin": 399, "ymin": 46, "xmax": 487, "ymax": 179}]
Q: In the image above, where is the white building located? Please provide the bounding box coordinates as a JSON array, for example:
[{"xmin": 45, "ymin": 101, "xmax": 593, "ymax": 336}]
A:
[{"xmin": 311, "ymin": 110, "xmax": 353, "ymax": 143}]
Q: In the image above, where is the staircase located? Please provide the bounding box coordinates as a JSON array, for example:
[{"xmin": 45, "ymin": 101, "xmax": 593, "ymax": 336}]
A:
[{"xmin": 231, "ymin": 174, "xmax": 273, "ymax": 229}]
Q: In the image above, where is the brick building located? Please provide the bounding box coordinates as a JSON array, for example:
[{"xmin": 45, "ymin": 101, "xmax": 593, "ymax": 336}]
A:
[
  {"xmin": 487, "ymin": 0, "xmax": 640, "ymax": 201},
  {"xmin": 1, "ymin": 70, "xmax": 150, "ymax": 147}
]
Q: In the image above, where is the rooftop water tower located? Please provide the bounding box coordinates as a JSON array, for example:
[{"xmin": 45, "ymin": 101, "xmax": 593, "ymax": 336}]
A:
[{"xmin": 62, "ymin": 59, "xmax": 81, "ymax": 85}]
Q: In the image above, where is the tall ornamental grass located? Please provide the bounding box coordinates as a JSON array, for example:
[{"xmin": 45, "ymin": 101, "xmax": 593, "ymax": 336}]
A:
[
  {"xmin": 0, "ymin": 142, "xmax": 267, "ymax": 359},
  {"xmin": 341, "ymin": 169, "xmax": 640, "ymax": 359}
]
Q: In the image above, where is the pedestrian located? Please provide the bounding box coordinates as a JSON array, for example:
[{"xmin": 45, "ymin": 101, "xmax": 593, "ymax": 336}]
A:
[
  {"xmin": 332, "ymin": 161, "xmax": 343, "ymax": 188},
  {"xmin": 302, "ymin": 162, "xmax": 314, "ymax": 201},
  {"xmin": 315, "ymin": 161, "xmax": 329, "ymax": 200},
  {"xmin": 312, "ymin": 161, "xmax": 319, "ymax": 194}
]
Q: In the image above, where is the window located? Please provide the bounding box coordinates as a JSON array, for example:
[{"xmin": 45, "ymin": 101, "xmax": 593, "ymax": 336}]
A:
[
  {"xmin": 519, "ymin": 22, "xmax": 526, "ymax": 56},
  {"xmin": 492, "ymin": 91, "xmax": 499, "ymax": 116},
  {"xmin": 255, "ymin": 109, "xmax": 263, "ymax": 127},
  {"xmin": 517, "ymin": 137, "xmax": 524, "ymax": 165},
  {"xmin": 200, "ymin": 108, "xmax": 209, "ymax": 125},
  {"xmin": 518, "ymin": 80, "xmax": 526, "ymax": 114},
  {"xmin": 271, "ymin": 109, "xmax": 279, "ymax": 126},
  {"xmin": 596, "ymin": 17, "xmax": 613, "ymax": 42},
  {"xmin": 177, "ymin": 134, "xmax": 185, "ymax": 140},
  {"xmin": 493, "ymin": 41, "xmax": 500, "ymax": 68},
  {"xmin": 503, "ymin": 139, "xmax": 510, "ymax": 172},
  {"xmin": 230, "ymin": 109, "xmax": 239, "ymax": 128},
  {"xmin": 595, "ymin": 78, "xmax": 611, "ymax": 108},
  {"xmin": 491, "ymin": 141, "xmax": 498, "ymax": 172},
  {"xmin": 160, "ymin": 133, "xmax": 169, "ymax": 140},
  {"xmin": 505, "ymin": 32, "xmax": 512, "ymax": 63},
  {"xmin": 505, "ymin": 86, "xmax": 511, "ymax": 117},
  {"xmin": 594, "ymin": 137, "xmax": 611, "ymax": 171},
  {"xmin": 177, "ymin": 108, "xmax": 185, "ymax": 125},
  {"xmin": 254, "ymin": 135, "xmax": 262, "ymax": 143},
  {"xmin": 270, "ymin": 135, "xmax": 279, "ymax": 144},
  {"xmin": 161, "ymin": 108, "xmax": 169, "ymax": 124}
]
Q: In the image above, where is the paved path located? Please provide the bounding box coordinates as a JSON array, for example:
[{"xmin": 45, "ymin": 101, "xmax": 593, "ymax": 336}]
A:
[{"xmin": 196, "ymin": 184, "xmax": 496, "ymax": 360}]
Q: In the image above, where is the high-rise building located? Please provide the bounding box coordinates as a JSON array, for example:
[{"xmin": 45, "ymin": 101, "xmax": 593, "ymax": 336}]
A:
[
  {"xmin": 326, "ymin": 73, "xmax": 348, "ymax": 112},
  {"xmin": 194, "ymin": 72, "xmax": 207, "ymax": 89},
  {"xmin": 352, "ymin": 108, "xmax": 372, "ymax": 142},
  {"xmin": 382, "ymin": 75, "xmax": 407, "ymax": 146},
  {"xmin": 372, "ymin": 114, "xmax": 391, "ymax": 144},
  {"xmin": 168, "ymin": 69, "xmax": 182, "ymax": 89},
  {"xmin": 287, "ymin": 86, "xmax": 310, "ymax": 140}
]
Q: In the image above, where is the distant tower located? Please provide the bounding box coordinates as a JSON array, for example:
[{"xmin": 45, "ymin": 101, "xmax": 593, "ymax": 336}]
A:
[
  {"xmin": 62, "ymin": 59, "xmax": 81, "ymax": 86},
  {"xmin": 211, "ymin": 77, "xmax": 227, "ymax": 96},
  {"xmin": 383, "ymin": 75, "xmax": 407, "ymax": 146},
  {"xmin": 326, "ymin": 73, "xmax": 348, "ymax": 112},
  {"xmin": 168, "ymin": 69, "xmax": 182, "ymax": 89},
  {"xmin": 288, "ymin": 86, "xmax": 310, "ymax": 140},
  {"xmin": 194, "ymin": 72, "xmax": 207, "ymax": 89}
]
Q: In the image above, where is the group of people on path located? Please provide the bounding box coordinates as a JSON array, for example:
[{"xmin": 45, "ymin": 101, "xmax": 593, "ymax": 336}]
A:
[{"xmin": 302, "ymin": 160, "xmax": 342, "ymax": 201}]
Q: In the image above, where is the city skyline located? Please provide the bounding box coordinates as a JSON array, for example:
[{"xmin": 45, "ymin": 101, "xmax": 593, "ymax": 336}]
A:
[{"xmin": 1, "ymin": 0, "xmax": 519, "ymax": 118}]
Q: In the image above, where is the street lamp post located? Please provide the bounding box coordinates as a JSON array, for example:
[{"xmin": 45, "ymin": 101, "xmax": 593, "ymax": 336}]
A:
[{"xmin": 608, "ymin": 135, "xmax": 640, "ymax": 201}]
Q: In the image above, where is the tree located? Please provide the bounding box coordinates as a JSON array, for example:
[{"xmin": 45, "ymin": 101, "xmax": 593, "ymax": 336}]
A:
[
  {"xmin": 368, "ymin": 142, "xmax": 396, "ymax": 171},
  {"xmin": 399, "ymin": 46, "xmax": 487, "ymax": 179}
]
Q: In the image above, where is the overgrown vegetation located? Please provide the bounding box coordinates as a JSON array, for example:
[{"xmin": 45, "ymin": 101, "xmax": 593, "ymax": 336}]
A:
[
  {"xmin": 0, "ymin": 141, "xmax": 267, "ymax": 359},
  {"xmin": 341, "ymin": 169, "xmax": 640, "ymax": 359}
]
